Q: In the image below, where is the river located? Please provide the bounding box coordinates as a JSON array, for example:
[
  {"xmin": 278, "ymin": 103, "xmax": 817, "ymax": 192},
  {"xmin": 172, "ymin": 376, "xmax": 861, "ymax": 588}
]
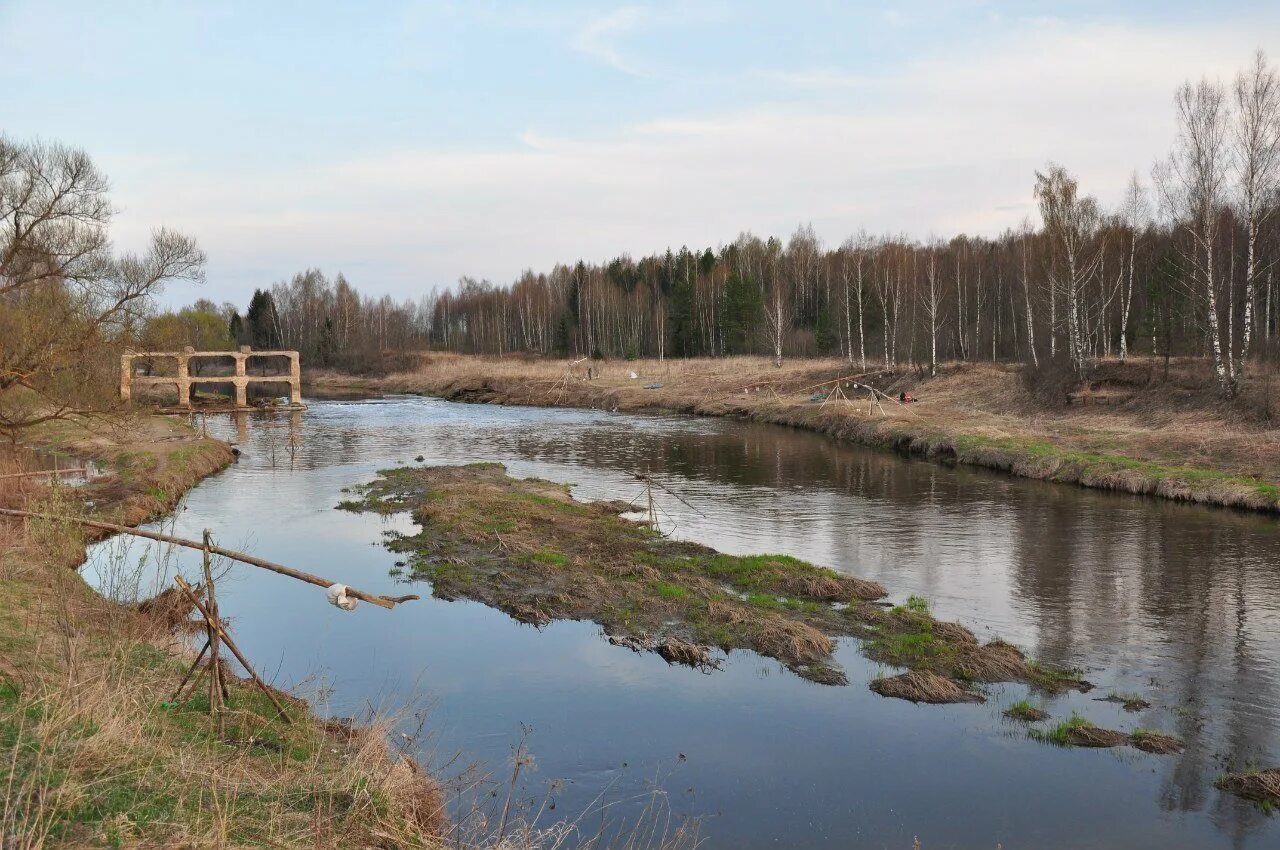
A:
[{"xmin": 82, "ymin": 396, "xmax": 1280, "ymax": 849}]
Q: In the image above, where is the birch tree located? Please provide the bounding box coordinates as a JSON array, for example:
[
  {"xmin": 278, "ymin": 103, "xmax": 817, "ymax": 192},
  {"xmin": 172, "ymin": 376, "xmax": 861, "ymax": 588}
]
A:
[
  {"xmin": 921, "ymin": 243, "xmax": 944, "ymax": 376},
  {"xmin": 1036, "ymin": 164, "xmax": 1102, "ymax": 377},
  {"xmin": 1119, "ymin": 173, "xmax": 1149, "ymax": 361},
  {"xmin": 1156, "ymin": 79, "xmax": 1233, "ymax": 395},
  {"xmin": 1232, "ymin": 50, "xmax": 1280, "ymax": 383}
]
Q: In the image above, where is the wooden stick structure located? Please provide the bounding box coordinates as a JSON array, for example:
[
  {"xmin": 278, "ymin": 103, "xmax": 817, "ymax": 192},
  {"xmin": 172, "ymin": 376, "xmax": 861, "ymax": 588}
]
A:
[
  {"xmin": 0, "ymin": 508, "xmax": 419, "ymax": 609},
  {"xmin": 174, "ymin": 574, "xmax": 293, "ymax": 723},
  {"xmin": 200, "ymin": 529, "xmax": 227, "ymax": 732},
  {"xmin": 1, "ymin": 505, "xmax": 418, "ymax": 730},
  {"xmin": 739, "ymin": 368, "xmax": 893, "ymax": 397}
]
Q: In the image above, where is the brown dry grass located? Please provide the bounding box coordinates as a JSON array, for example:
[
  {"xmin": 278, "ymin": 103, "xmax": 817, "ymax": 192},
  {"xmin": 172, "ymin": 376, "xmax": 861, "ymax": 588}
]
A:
[
  {"xmin": 1129, "ymin": 730, "xmax": 1184, "ymax": 755},
  {"xmin": 1216, "ymin": 768, "xmax": 1280, "ymax": 806},
  {"xmin": 1064, "ymin": 726, "xmax": 1130, "ymax": 748},
  {"xmin": 312, "ymin": 353, "xmax": 1280, "ymax": 512},
  {"xmin": 869, "ymin": 670, "xmax": 983, "ymax": 704}
]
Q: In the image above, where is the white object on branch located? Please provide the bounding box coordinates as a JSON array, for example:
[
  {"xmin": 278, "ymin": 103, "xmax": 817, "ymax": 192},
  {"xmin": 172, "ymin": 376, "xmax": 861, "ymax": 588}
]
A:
[{"xmin": 326, "ymin": 583, "xmax": 358, "ymax": 611}]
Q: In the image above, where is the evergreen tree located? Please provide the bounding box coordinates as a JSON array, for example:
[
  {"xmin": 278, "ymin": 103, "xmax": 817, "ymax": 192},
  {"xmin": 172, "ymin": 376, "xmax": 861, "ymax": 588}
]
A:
[
  {"xmin": 722, "ymin": 273, "xmax": 762, "ymax": 354},
  {"xmin": 245, "ymin": 289, "xmax": 281, "ymax": 349}
]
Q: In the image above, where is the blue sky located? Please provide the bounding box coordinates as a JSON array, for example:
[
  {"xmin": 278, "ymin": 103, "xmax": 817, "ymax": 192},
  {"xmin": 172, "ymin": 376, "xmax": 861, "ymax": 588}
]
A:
[{"xmin": 2, "ymin": 1, "xmax": 1278, "ymax": 308}]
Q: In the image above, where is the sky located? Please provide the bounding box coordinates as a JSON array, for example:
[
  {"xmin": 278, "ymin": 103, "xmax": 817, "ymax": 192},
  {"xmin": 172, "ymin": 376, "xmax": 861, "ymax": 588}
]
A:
[{"xmin": 2, "ymin": 0, "xmax": 1279, "ymax": 309}]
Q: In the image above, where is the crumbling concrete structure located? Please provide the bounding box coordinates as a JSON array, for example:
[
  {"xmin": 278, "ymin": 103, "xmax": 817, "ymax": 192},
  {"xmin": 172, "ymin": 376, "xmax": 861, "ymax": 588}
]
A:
[{"xmin": 120, "ymin": 346, "xmax": 304, "ymax": 410}]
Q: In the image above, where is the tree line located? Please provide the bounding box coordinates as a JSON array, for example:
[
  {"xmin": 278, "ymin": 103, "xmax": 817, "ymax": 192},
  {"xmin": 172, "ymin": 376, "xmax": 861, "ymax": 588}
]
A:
[{"xmin": 186, "ymin": 51, "xmax": 1278, "ymax": 398}]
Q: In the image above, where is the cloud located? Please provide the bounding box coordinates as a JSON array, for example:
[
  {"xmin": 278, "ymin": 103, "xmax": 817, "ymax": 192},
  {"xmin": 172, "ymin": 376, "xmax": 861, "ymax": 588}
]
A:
[
  {"xmin": 571, "ymin": 5, "xmax": 649, "ymax": 75},
  {"xmin": 111, "ymin": 15, "xmax": 1279, "ymax": 307}
]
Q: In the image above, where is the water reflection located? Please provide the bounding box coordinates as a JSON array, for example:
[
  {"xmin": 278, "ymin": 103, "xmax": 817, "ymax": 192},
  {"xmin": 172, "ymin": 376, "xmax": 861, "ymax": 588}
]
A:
[{"xmin": 83, "ymin": 397, "xmax": 1280, "ymax": 848}]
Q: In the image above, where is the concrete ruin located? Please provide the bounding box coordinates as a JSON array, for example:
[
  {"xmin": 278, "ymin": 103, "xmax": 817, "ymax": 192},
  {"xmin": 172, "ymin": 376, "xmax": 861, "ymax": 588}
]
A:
[{"xmin": 120, "ymin": 346, "xmax": 305, "ymax": 410}]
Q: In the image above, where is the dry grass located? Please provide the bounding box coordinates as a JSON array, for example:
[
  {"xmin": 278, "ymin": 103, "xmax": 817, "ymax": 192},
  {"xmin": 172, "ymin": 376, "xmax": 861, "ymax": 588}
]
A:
[
  {"xmin": 1128, "ymin": 729, "xmax": 1184, "ymax": 755},
  {"xmin": 1028, "ymin": 714, "xmax": 1182, "ymax": 754},
  {"xmin": 312, "ymin": 353, "xmax": 1280, "ymax": 513},
  {"xmin": 1216, "ymin": 768, "xmax": 1280, "ymax": 807},
  {"xmin": 868, "ymin": 671, "xmax": 983, "ymax": 704}
]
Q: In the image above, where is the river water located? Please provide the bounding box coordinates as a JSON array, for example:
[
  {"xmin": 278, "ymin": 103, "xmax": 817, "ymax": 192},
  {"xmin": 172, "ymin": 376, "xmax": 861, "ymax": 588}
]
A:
[{"xmin": 82, "ymin": 396, "xmax": 1280, "ymax": 849}]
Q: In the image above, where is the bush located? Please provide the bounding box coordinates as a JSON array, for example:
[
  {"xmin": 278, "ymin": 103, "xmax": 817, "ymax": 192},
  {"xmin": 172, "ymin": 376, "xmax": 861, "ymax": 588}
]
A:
[{"xmin": 1019, "ymin": 357, "xmax": 1083, "ymax": 407}]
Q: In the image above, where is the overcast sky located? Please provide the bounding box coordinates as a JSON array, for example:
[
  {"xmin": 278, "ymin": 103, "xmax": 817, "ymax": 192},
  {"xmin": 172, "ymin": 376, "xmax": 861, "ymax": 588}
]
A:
[{"xmin": 2, "ymin": 0, "xmax": 1278, "ymax": 308}]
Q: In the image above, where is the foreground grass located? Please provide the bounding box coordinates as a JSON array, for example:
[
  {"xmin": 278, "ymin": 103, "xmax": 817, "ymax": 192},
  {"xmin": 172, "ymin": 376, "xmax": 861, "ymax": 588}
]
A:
[
  {"xmin": 1, "ymin": 417, "xmax": 443, "ymax": 848},
  {"xmin": 341, "ymin": 462, "xmax": 1092, "ymax": 700}
]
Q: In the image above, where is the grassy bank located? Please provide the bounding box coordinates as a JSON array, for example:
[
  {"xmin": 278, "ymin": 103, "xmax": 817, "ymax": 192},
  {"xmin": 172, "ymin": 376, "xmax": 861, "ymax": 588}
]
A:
[
  {"xmin": 341, "ymin": 462, "xmax": 1092, "ymax": 700},
  {"xmin": 310, "ymin": 354, "xmax": 1280, "ymax": 513},
  {"xmin": 0, "ymin": 415, "xmax": 444, "ymax": 847}
]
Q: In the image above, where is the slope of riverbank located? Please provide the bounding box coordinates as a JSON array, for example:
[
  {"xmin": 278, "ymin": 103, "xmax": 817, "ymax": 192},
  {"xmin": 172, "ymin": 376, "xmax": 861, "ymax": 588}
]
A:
[
  {"xmin": 0, "ymin": 415, "xmax": 445, "ymax": 847},
  {"xmin": 310, "ymin": 354, "xmax": 1280, "ymax": 514}
]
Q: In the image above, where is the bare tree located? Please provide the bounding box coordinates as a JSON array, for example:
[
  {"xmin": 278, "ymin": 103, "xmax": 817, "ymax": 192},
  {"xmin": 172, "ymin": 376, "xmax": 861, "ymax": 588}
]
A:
[
  {"xmin": 1036, "ymin": 164, "xmax": 1103, "ymax": 377},
  {"xmin": 1017, "ymin": 221, "xmax": 1040, "ymax": 367},
  {"xmin": 1156, "ymin": 79, "xmax": 1233, "ymax": 395},
  {"xmin": 1232, "ymin": 50, "xmax": 1280, "ymax": 381},
  {"xmin": 0, "ymin": 137, "xmax": 205, "ymax": 434},
  {"xmin": 840, "ymin": 233, "xmax": 869, "ymax": 369},
  {"xmin": 921, "ymin": 243, "xmax": 944, "ymax": 376},
  {"xmin": 764, "ymin": 270, "xmax": 790, "ymax": 368},
  {"xmin": 1119, "ymin": 172, "xmax": 1149, "ymax": 362}
]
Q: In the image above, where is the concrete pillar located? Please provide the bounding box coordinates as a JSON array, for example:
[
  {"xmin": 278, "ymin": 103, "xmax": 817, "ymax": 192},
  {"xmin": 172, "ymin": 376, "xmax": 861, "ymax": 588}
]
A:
[
  {"xmin": 289, "ymin": 353, "xmax": 302, "ymax": 405},
  {"xmin": 176, "ymin": 355, "xmax": 191, "ymax": 408},
  {"xmin": 232, "ymin": 353, "xmax": 249, "ymax": 408},
  {"xmin": 120, "ymin": 354, "xmax": 133, "ymax": 403}
]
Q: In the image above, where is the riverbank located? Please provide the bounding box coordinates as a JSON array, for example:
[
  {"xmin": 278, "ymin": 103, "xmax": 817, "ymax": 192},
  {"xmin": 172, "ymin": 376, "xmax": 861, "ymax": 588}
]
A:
[
  {"xmin": 310, "ymin": 354, "xmax": 1280, "ymax": 514},
  {"xmin": 0, "ymin": 415, "xmax": 445, "ymax": 847}
]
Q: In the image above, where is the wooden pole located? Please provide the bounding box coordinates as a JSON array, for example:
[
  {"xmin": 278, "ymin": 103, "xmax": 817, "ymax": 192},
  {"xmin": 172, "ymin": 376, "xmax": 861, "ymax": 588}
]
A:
[
  {"xmin": 174, "ymin": 575, "xmax": 292, "ymax": 723},
  {"xmin": 201, "ymin": 529, "xmax": 225, "ymax": 732},
  {"xmin": 172, "ymin": 638, "xmax": 210, "ymax": 701},
  {"xmin": 0, "ymin": 508, "xmax": 418, "ymax": 610}
]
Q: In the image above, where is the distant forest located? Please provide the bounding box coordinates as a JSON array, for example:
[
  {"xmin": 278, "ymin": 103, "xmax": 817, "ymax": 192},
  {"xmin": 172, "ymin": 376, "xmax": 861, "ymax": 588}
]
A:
[{"xmin": 161, "ymin": 51, "xmax": 1280, "ymax": 398}]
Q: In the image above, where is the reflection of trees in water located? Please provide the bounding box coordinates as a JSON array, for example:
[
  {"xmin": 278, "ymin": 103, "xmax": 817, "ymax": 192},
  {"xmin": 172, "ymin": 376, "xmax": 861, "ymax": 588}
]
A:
[
  {"xmin": 1007, "ymin": 492, "xmax": 1280, "ymax": 838},
  {"xmin": 223, "ymin": 402, "xmax": 1280, "ymax": 840}
]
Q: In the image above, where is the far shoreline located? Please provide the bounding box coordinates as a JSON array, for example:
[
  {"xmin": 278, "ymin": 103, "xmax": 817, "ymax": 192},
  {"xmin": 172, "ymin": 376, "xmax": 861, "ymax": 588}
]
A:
[{"xmin": 305, "ymin": 353, "xmax": 1280, "ymax": 516}]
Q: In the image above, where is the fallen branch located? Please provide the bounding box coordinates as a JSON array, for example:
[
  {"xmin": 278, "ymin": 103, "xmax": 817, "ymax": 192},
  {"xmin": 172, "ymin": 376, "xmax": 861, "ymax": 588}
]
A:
[
  {"xmin": 0, "ymin": 507, "xmax": 419, "ymax": 610},
  {"xmin": 0, "ymin": 467, "xmax": 88, "ymax": 480}
]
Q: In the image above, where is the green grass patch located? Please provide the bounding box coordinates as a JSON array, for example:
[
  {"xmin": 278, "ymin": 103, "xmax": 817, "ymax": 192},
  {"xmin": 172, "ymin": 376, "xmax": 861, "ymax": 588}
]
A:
[
  {"xmin": 528, "ymin": 550, "xmax": 569, "ymax": 568},
  {"xmin": 1030, "ymin": 712, "xmax": 1092, "ymax": 745},
  {"xmin": 653, "ymin": 581, "xmax": 691, "ymax": 599}
]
